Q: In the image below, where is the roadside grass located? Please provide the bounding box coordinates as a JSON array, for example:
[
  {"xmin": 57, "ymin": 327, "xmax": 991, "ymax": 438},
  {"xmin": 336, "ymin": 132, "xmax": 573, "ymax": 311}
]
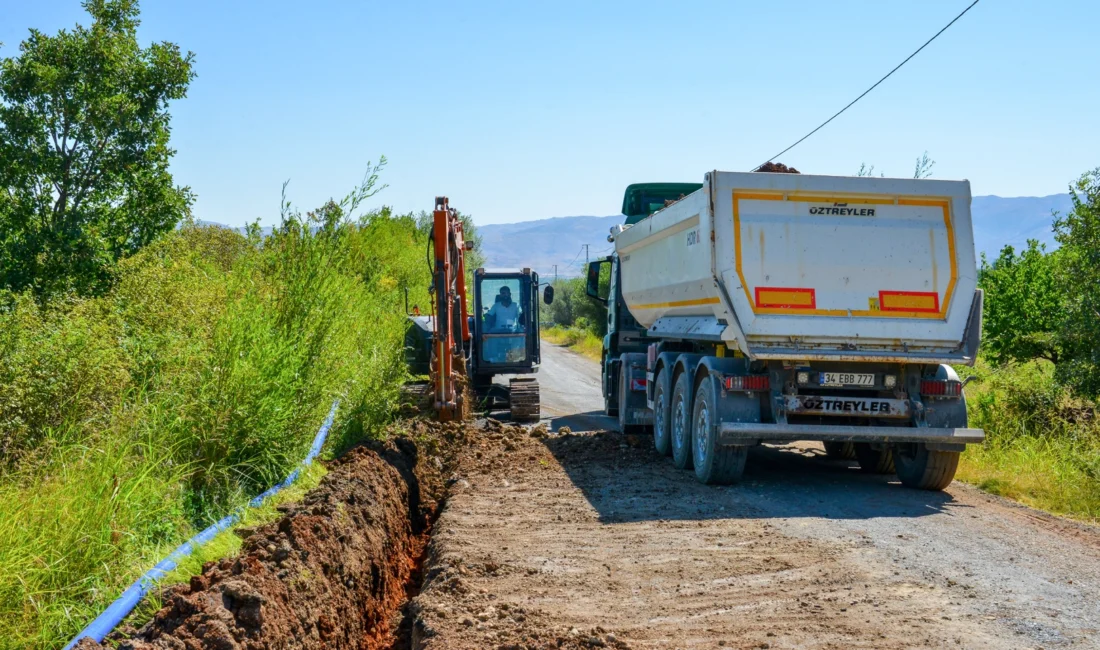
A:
[
  {"xmin": 542, "ymin": 325, "xmax": 603, "ymax": 362},
  {"xmin": 0, "ymin": 211, "xmax": 429, "ymax": 648},
  {"xmin": 957, "ymin": 359, "xmax": 1100, "ymax": 522}
]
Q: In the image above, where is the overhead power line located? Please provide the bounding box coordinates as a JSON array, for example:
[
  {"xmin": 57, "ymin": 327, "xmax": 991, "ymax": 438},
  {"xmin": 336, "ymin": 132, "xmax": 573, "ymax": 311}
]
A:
[
  {"xmin": 753, "ymin": 0, "xmax": 981, "ymax": 170},
  {"xmin": 565, "ymin": 246, "xmax": 585, "ymax": 269}
]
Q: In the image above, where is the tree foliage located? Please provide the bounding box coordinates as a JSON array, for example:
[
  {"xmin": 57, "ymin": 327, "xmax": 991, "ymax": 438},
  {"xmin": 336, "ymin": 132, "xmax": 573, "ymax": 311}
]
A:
[
  {"xmin": 1053, "ymin": 168, "xmax": 1100, "ymax": 398},
  {"xmin": 544, "ymin": 263, "xmax": 610, "ymax": 337},
  {"xmin": 0, "ymin": 0, "xmax": 195, "ymax": 298},
  {"xmin": 978, "ymin": 241, "xmax": 1063, "ymax": 365}
]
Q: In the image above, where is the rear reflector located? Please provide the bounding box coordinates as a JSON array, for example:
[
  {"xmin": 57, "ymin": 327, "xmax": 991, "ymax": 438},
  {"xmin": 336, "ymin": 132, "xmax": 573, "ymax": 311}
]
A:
[
  {"xmin": 920, "ymin": 379, "xmax": 961, "ymax": 397},
  {"xmin": 756, "ymin": 287, "xmax": 816, "ymax": 309},
  {"xmin": 724, "ymin": 375, "xmax": 770, "ymax": 391},
  {"xmin": 630, "ymin": 378, "xmax": 647, "ymax": 392},
  {"xmin": 880, "ymin": 290, "xmax": 940, "ymax": 313}
]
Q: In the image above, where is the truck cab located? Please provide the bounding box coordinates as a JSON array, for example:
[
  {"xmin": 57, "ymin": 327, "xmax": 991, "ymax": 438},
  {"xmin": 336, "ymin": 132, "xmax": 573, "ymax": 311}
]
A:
[{"xmin": 587, "ymin": 183, "xmax": 701, "ymax": 426}]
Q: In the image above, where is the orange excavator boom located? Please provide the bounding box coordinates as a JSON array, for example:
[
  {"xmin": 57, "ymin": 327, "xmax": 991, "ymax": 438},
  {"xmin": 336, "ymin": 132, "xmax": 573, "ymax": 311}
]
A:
[{"xmin": 430, "ymin": 197, "xmax": 471, "ymax": 421}]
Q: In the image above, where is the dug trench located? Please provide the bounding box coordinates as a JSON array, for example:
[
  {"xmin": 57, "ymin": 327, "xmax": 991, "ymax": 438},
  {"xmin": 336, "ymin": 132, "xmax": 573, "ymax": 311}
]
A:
[{"xmin": 76, "ymin": 418, "xmax": 469, "ymax": 650}]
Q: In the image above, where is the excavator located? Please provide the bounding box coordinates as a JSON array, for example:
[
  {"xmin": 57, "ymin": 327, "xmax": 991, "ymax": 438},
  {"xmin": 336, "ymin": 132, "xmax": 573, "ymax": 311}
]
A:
[{"xmin": 405, "ymin": 197, "xmax": 553, "ymax": 421}]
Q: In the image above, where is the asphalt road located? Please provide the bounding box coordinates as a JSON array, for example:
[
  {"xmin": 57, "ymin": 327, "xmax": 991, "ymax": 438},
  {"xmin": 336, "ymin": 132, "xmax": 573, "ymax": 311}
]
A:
[{"xmin": 459, "ymin": 343, "xmax": 1100, "ymax": 648}]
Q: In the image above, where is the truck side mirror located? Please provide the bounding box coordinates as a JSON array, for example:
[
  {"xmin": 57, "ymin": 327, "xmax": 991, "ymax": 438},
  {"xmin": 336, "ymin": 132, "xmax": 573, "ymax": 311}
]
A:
[
  {"xmin": 543, "ymin": 285, "xmax": 554, "ymax": 305},
  {"xmin": 586, "ymin": 259, "xmax": 609, "ymax": 305}
]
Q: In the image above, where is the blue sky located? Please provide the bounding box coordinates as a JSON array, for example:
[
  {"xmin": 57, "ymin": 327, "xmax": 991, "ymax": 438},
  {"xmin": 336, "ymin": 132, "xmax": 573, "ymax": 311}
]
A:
[{"xmin": 2, "ymin": 0, "xmax": 1097, "ymax": 226}]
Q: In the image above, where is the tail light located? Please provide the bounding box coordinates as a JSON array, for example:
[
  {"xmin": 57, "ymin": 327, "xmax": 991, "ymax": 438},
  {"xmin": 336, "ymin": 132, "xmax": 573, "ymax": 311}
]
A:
[
  {"xmin": 920, "ymin": 379, "xmax": 961, "ymax": 398},
  {"xmin": 724, "ymin": 375, "xmax": 770, "ymax": 392}
]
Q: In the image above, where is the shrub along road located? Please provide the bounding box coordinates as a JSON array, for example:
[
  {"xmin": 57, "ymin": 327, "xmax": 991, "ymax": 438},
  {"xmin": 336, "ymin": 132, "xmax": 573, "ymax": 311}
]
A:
[{"xmin": 411, "ymin": 343, "xmax": 1100, "ymax": 649}]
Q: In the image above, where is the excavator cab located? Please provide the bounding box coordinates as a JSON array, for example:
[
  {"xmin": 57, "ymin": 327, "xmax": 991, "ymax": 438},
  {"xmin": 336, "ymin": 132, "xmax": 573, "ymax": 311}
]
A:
[{"xmin": 470, "ymin": 268, "xmax": 552, "ymax": 420}]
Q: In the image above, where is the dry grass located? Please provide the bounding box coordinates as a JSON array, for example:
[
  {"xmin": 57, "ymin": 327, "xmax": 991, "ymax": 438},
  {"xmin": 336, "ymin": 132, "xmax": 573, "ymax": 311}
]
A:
[
  {"xmin": 956, "ymin": 359, "xmax": 1100, "ymax": 522},
  {"xmin": 542, "ymin": 325, "xmax": 603, "ymax": 362}
]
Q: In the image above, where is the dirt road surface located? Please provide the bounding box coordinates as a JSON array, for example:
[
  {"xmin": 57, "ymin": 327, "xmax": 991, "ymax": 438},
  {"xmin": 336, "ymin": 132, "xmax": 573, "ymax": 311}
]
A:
[{"xmin": 413, "ymin": 344, "xmax": 1100, "ymax": 649}]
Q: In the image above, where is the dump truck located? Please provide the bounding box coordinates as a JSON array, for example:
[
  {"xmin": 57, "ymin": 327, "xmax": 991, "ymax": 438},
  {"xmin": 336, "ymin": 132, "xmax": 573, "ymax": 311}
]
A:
[{"xmin": 586, "ymin": 171, "xmax": 984, "ymax": 490}]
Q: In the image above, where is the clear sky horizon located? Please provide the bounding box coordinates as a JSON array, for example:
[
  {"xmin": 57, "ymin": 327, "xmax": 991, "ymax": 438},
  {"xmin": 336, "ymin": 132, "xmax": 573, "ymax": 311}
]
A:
[{"xmin": 3, "ymin": 0, "xmax": 1097, "ymax": 227}]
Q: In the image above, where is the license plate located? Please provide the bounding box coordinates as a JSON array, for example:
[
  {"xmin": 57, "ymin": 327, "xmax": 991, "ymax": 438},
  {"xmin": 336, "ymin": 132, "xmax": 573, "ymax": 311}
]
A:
[{"xmin": 821, "ymin": 372, "xmax": 874, "ymax": 387}]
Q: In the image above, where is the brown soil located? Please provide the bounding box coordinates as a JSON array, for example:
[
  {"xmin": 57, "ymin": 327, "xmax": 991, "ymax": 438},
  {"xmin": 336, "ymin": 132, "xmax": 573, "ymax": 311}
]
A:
[
  {"xmin": 408, "ymin": 426, "xmax": 1017, "ymax": 649},
  {"xmin": 77, "ymin": 422, "xmax": 465, "ymax": 650},
  {"xmin": 756, "ymin": 162, "xmax": 800, "ymax": 174}
]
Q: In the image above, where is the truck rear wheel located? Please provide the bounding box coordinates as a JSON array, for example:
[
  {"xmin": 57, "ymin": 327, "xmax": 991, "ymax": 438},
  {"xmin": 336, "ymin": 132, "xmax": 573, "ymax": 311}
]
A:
[
  {"xmin": 652, "ymin": 369, "xmax": 672, "ymax": 456},
  {"xmin": 894, "ymin": 443, "xmax": 960, "ymax": 491},
  {"xmin": 823, "ymin": 441, "xmax": 857, "ymax": 460},
  {"xmin": 692, "ymin": 375, "xmax": 747, "ymax": 485},
  {"xmin": 854, "ymin": 443, "xmax": 895, "ymax": 474},
  {"xmin": 670, "ymin": 371, "xmax": 693, "ymax": 470}
]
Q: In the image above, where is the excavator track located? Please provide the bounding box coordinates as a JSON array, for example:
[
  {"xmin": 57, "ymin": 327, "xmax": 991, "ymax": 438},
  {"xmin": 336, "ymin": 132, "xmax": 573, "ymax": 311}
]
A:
[{"xmin": 508, "ymin": 377, "xmax": 540, "ymax": 422}]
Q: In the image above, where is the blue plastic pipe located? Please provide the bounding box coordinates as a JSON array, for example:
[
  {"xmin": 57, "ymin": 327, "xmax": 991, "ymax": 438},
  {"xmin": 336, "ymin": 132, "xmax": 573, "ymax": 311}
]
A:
[{"xmin": 64, "ymin": 400, "xmax": 339, "ymax": 649}]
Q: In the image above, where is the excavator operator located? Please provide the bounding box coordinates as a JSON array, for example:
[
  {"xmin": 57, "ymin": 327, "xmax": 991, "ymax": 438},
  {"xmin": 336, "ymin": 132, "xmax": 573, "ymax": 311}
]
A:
[{"xmin": 485, "ymin": 285, "xmax": 522, "ymax": 332}]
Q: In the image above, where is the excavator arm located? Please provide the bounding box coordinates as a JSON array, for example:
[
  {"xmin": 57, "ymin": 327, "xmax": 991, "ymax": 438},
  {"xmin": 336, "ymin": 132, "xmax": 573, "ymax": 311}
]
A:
[{"xmin": 429, "ymin": 197, "xmax": 472, "ymax": 421}]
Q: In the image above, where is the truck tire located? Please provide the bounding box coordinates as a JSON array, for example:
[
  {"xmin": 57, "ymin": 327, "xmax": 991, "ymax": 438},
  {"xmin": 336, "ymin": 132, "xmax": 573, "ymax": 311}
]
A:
[
  {"xmin": 894, "ymin": 443, "xmax": 960, "ymax": 491},
  {"xmin": 603, "ymin": 355, "xmax": 618, "ymax": 417},
  {"xmin": 670, "ymin": 371, "xmax": 693, "ymax": 470},
  {"xmin": 854, "ymin": 443, "xmax": 895, "ymax": 474},
  {"xmin": 652, "ymin": 369, "xmax": 672, "ymax": 456},
  {"xmin": 823, "ymin": 441, "xmax": 857, "ymax": 460},
  {"xmin": 692, "ymin": 374, "xmax": 747, "ymax": 484},
  {"xmin": 617, "ymin": 364, "xmax": 627, "ymax": 432},
  {"xmin": 618, "ymin": 364, "xmax": 635, "ymax": 434}
]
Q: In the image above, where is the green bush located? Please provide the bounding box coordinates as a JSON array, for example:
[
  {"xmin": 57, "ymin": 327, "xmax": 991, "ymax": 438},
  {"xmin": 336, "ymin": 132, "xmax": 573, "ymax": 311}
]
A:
[
  {"xmin": 0, "ymin": 202, "xmax": 428, "ymax": 647},
  {"xmin": 958, "ymin": 358, "xmax": 1100, "ymax": 520}
]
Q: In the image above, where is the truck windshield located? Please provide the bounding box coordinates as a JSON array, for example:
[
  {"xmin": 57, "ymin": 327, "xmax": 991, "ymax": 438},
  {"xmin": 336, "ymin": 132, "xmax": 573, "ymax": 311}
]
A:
[{"xmin": 622, "ymin": 183, "xmax": 703, "ymax": 224}]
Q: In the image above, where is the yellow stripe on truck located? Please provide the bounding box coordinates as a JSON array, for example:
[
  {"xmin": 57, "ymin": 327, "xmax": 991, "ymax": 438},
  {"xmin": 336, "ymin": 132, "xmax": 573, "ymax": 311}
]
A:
[{"xmin": 632, "ymin": 297, "xmax": 720, "ymax": 310}]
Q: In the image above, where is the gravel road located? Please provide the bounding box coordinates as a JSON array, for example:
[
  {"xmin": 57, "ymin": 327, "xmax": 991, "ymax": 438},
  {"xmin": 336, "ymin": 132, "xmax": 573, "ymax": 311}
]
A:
[{"xmin": 415, "ymin": 343, "xmax": 1100, "ymax": 649}]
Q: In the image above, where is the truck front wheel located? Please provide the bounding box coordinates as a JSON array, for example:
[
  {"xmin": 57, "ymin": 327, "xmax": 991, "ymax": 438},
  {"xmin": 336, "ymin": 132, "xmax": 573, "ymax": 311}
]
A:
[
  {"xmin": 670, "ymin": 371, "xmax": 693, "ymax": 470},
  {"xmin": 894, "ymin": 443, "xmax": 960, "ymax": 491},
  {"xmin": 602, "ymin": 354, "xmax": 618, "ymax": 417},
  {"xmin": 652, "ymin": 369, "xmax": 672, "ymax": 456},
  {"xmin": 692, "ymin": 375, "xmax": 747, "ymax": 485}
]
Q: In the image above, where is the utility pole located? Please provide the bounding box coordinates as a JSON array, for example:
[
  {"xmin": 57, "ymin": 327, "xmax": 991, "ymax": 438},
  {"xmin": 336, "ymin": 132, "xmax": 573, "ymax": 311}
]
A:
[
  {"xmin": 553, "ymin": 264, "xmax": 558, "ymax": 286},
  {"xmin": 583, "ymin": 244, "xmax": 589, "ymax": 265}
]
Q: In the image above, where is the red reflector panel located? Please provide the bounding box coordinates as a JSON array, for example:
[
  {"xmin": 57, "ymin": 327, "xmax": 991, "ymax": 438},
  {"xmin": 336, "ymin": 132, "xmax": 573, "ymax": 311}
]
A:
[
  {"xmin": 880, "ymin": 291, "xmax": 940, "ymax": 313},
  {"xmin": 756, "ymin": 287, "xmax": 816, "ymax": 309},
  {"xmin": 630, "ymin": 378, "xmax": 647, "ymax": 392},
  {"xmin": 724, "ymin": 375, "xmax": 770, "ymax": 391},
  {"xmin": 920, "ymin": 379, "xmax": 961, "ymax": 397}
]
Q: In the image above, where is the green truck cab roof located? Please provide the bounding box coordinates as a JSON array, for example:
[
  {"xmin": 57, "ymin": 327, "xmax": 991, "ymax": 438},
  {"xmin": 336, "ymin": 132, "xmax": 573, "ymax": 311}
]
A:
[{"xmin": 621, "ymin": 182, "xmax": 704, "ymax": 224}]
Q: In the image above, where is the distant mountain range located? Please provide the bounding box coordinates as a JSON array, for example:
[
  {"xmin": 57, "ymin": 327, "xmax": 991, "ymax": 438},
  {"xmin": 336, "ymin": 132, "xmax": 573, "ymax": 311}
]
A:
[{"xmin": 479, "ymin": 193, "xmax": 1075, "ymax": 277}]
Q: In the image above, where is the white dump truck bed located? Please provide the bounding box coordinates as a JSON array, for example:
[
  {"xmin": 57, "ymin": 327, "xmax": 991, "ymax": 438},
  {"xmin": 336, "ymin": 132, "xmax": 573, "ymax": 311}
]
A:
[{"xmin": 613, "ymin": 171, "xmax": 982, "ymax": 363}]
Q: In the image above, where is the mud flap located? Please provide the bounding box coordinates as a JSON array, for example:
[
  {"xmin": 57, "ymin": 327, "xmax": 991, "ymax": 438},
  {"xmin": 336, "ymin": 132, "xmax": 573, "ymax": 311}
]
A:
[{"xmin": 698, "ymin": 356, "xmax": 761, "ymax": 446}]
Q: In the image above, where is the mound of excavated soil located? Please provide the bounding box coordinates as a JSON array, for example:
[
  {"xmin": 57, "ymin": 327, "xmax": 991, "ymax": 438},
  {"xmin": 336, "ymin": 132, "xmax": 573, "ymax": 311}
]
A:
[{"xmin": 77, "ymin": 429, "xmax": 457, "ymax": 650}]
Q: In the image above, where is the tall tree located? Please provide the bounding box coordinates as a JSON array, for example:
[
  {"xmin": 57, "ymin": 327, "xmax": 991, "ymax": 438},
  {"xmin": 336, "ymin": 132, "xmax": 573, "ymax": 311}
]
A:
[
  {"xmin": 978, "ymin": 241, "xmax": 1063, "ymax": 365},
  {"xmin": 1054, "ymin": 168, "xmax": 1100, "ymax": 398},
  {"xmin": 0, "ymin": 0, "xmax": 195, "ymax": 297}
]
